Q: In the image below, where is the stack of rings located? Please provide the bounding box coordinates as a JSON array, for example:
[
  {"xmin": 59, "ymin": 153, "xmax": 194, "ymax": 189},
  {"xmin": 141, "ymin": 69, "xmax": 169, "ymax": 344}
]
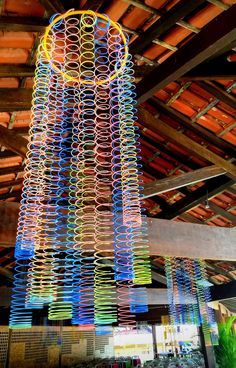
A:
[{"xmin": 9, "ymin": 9, "xmax": 151, "ymax": 329}]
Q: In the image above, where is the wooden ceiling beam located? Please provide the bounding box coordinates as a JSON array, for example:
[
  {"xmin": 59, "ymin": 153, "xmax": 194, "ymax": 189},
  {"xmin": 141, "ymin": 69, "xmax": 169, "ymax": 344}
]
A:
[
  {"xmin": 82, "ymin": 0, "xmax": 105, "ymax": 11},
  {"xmin": 155, "ymin": 175, "xmax": 234, "ymax": 220},
  {"xmin": 134, "ymin": 60, "xmax": 236, "ymax": 81},
  {"xmin": 0, "ymin": 202, "xmax": 235, "ymax": 261},
  {"xmin": 0, "ymin": 189, "xmax": 22, "ymax": 202},
  {"xmin": 197, "ymin": 81, "xmax": 236, "ymax": 110},
  {"xmin": 142, "ymin": 165, "xmax": 226, "ymax": 199},
  {"xmin": 137, "ymin": 108, "xmax": 236, "ymax": 177},
  {"xmin": 179, "ymin": 59, "xmax": 236, "ymax": 81},
  {"xmin": 0, "ymin": 89, "xmax": 32, "ymax": 112},
  {"xmin": 0, "ymin": 65, "xmax": 35, "ymax": 78},
  {"xmin": 0, "ymin": 126, "xmax": 28, "ymax": 158},
  {"xmin": 150, "ymin": 97, "xmax": 236, "ymax": 159},
  {"xmin": 0, "ymin": 178, "xmax": 23, "ymax": 190},
  {"xmin": 130, "ymin": 0, "xmax": 205, "ymax": 55},
  {"xmin": 136, "ymin": 5, "xmax": 236, "ymax": 103},
  {"xmin": 39, "ymin": 0, "xmax": 65, "ymax": 15},
  {"xmin": 208, "ymin": 202, "xmax": 236, "ymax": 225},
  {"xmin": 0, "ymin": 16, "xmax": 47, "ymax": 32}
]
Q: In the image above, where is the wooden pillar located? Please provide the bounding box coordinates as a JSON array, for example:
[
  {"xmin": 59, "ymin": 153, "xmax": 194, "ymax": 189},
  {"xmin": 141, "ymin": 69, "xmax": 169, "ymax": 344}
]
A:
[
  {"xmin": 151, "ymin": 325, "xmax": 158, "ymax": 359},
  {"xmin": 198, "ymin": 327, "xmax": 217, "ymax": 368},
  {"xmin": 5, "ymin": 328, "xmax": 12, "ymax": 368}
]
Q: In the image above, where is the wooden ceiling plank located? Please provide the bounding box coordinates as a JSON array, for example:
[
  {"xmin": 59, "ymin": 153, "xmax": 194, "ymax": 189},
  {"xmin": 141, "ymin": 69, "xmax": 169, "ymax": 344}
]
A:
[
  {"xmin": 155, "ymin": 175, "xmax": 234, "ymax": 220},
  {"xmin": 0, "ymin": 64, "xmax": 35, "ymax": 78},
  {"xmin": 82, "ymin": 0, "xmax": 105, "ymax": 11},
  {"xmin": 142, "ymin": 165, "xmax": 226, "ymax": 199},
  {"xmin": 136, "ymin": 5, "xmax": 236, "ymax": 103},
  {"xmin": 150, "ymin": 97, "xmax": 236, "ymax": 159},
  {"xmin": 208, "ymin": 202, "xmax": 236, "ymax": 225},
  {"xmin": 198, "ymin": 81, "xmax": 236, "ymax": 110},
  {"xmin": 0, "ymin": 126, "xmax": 28, "ymax": 158},
  {"xmin": 179, "ymin": 59, "xmax": 236, "ymax": 81},
  {"xmin": 0, "ymin": 16, "xmax": 47, "ymax": 32},
  {"xmin": 0, "ymin": 89, "xmax": 32, "ymax": 112},
  {"xmin": 39, "ymin": 0, "xmax": 65, "ymax": 15},
  {"xmin": 179, "ymin": 213, "xmax": 204, "ymax": 225},
  {"xmin": 0, "ymin": 202, "xmax": 235, "ymax": 261},
  {"xmin": 138, "ymin": 108, "xmax": 236, "ymax": 177},
  {"xmin": 130, "ymin": 0, "xmax": 205, "ymax": 55},
  {"xmin": 0, "ymin": 178, "xmax": 23, "ymax": 190}
]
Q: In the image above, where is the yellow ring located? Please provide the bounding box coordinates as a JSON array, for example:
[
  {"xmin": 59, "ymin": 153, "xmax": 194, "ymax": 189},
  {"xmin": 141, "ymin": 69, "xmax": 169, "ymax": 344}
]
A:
[{"xmin": 42, "ymin": 10, "xmax": 128, "ymax": 85}]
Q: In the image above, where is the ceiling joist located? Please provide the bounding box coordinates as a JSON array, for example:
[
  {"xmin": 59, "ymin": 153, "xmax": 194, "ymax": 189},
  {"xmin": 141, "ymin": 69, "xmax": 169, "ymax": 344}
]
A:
[
  {"xmin": 0, "ymin": 126, "xmax": 28, "ymax": 158},
  {"xmin": 137, "ymin": 108, "xmax": 236, "ymax": 177},
  {"xmin": 156, "ymin": 176, "xmax": 234, "ymax": 220},
  {"xmin": 142, "ymin": 165, "xmax": 226, "ymax": 199},
  {"xmin": 136, "ymin": 5, "xmax": 236, "ymax": 103}
]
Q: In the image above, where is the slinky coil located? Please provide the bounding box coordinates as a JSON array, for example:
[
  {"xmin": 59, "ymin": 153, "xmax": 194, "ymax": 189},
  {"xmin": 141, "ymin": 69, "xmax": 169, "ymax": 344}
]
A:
[
  {"xmin": 10, "ymin": 10, "xmax": 151, "ymax": 329},
  {"xmin": 164, "ymin": 257, "xmax": 215, "ymax": 331}
]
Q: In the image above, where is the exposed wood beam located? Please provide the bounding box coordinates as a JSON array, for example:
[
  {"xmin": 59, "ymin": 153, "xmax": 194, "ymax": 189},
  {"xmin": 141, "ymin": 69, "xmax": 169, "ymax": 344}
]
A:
[
  {"xmin": 150, "ymin": 97, "xmax": 236, "ymax": 159},
  {"xmin": 0, "ymin": 165, "xmax": 24, "ymax": 176},
  {"xmin": 0, "ymin": 126, "xmax": 28, "ymax": 158},
  {"xmin": 0, "ymin": 65, "xmax": 35, "ymax": 78},
  {"xmin": 0, "ymin": 16, "xmax": 47, "ymax": 32},
  {"xmin": 206, "ymin": 262, "xmax": 235, "ymax": 281},
  {"xmin": 130, "ymin": 0, "xmax": 205, "ymax": 55},
  {"xmin": 156, "ymin": 175, "xmax": 234, "ymax": 220},
  {"xmin": 39, "ymin": 0, "xmax": 65, "ymax": 15},
  {"xmin": 0, "ymin": 190, "xmax": 22, "ymax": 202},
  {"xmin": 5, "ymin": 62, "xmax": 235, "ymax": 82},
  {"xmin": 82, "ymin": 0, "xmax": 105, "ymax": 11},
  {"xmin": 1, "ymin": 202, "xmax": 235, "ymax": 260},
  {"xmin": 0, "ymin": 267, "xmax": 13, "ymax": 281},
  {"xmin": 208, "ymin": 202, "xmax": 236, "ymax": 225},
  {"xmin": 138, "ymin": 108, "xmax": 236, "ymax": 177},
  {"xmin": 122, "ymin": 0, "xmax": 162, "ymax": 15},
  {"xmin": 0, "ymin": 179, "xmax": 23, "ymax": 190},
  {"xmin": 142, "ymin": 165, "xmax": 226, "ymax": 199},
  {"xmin": 134, "ymin": 60, "xmax": 236, "ymax": 81},
  {"xmin": 180, "ymin": 213, "xmax": 204, "ymax": 225},
  {"xmin": 210, "ymin": 280, "xmax": 236, "ymax": 301},
  {"xmin": 197, "ymin": 81, "xmax": 236, "ymax": 110},
  {"xmin": 136, "ymin": 5, "xmax": 236, "ymax": 103},
  {"xmin": 0, "ymin": 89, "xmax": 32, "ymax": 112},
  {"xmin": 140, "ymin": 131, "xmax": 201, "ymax": 171},
  {"xmin": 179, "ymin": 59, "xmax": 236, "ymax": 81}
]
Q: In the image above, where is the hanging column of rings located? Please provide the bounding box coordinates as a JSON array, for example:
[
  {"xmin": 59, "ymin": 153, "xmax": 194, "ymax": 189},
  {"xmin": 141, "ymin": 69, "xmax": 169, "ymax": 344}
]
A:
[{"xmin": 9, "ymin": 10, "xmax": 151, "ymax": 330}]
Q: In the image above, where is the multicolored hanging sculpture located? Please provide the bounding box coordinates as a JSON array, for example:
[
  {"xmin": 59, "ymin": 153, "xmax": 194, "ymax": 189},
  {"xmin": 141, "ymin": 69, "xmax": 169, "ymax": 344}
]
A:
[
  {"xmin": 10, "ymin": 10, "xmax": 151, "ymax": 329},
  {"xmin": 165, "ymin": 257, "xmax": 215, "ymax": 335}
]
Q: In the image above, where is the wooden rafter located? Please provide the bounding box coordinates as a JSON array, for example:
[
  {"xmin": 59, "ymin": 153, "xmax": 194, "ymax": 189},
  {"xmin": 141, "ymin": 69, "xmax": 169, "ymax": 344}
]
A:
[
  {"xmin": 0, "ymin": 89, "xmax": 32, "ymax": 112},
  {"xmin": 0, "ymin": 16, "xmax": 47, "ymax": 31},
  {"xmin": 136, "ymin": 5, "xmax": 236, "ymax": 103},
  {"xmin": 198, "ymin": 81, "xmax": 236, "ymax": 110},
  {"xmin": 150, "ymin": 97, "xmax": 236, "ymax": 159},
  {"xmin": 156, "ymin": 176, "xmax": 234, "ymax": 220},
  {"xmin": 0, "ymin": 126, "xmax": 28, "ymax": 158},
  {"xmin": 142, "ymin": 165, "xmax": 226, "ymax": 199},
  {"xmin": 134, "ymin": 60, "xmax": 236, "ymax": 81},
  {"xmin": 179, "ymin": 58, "xmax": 236, "ymax": 81},
  {"xmin": 39, "ymin": 0, "xmax": 65, "ymax": 15},
  {"xmin": 82, "ymin": 0, "xmax": 105, "ymax": 11},
  {"xmin": 130, "ymin": 0, "xmax": 205, "ymax": 55},
  {"xmin": 208, "ymin": 202, "xmax": 236, "ymax": 225},
  {"xmin": 0, "ymin": 202, "xmax": 235, "ymax": 261},
  {"xmin": 0, "ymin": 125, "xmax": 28, "ymax": 158},
  {"xmin": 137, "ymin": 108, "xmax": 236, "ymax": 177},
  {"xmin": 0, "ymin": 65, "xmax": 35, "ymax": 78}
]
